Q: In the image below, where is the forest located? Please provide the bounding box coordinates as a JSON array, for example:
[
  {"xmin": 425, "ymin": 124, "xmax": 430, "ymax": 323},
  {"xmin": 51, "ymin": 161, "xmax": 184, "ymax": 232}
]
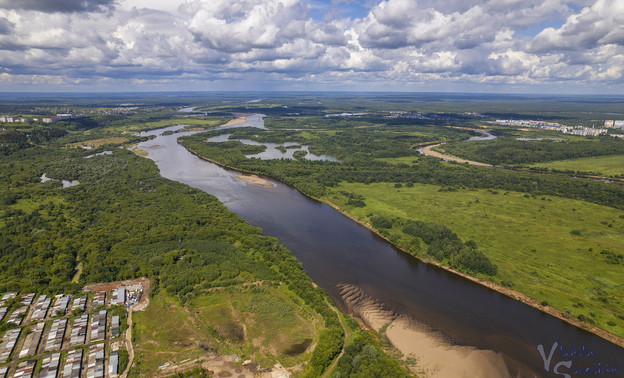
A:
[{"xmin": 439, "ymin": 135, "xmax": 624, "ymax": 165}]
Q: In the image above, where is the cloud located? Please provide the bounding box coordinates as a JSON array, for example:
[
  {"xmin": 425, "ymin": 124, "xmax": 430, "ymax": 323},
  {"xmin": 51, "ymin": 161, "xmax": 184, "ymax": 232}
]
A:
[
  {"xmin": 531, "ymin": 0, "xmax": 624, "ymax": 51},
  {"xmin": 0, "ymin": 0, "xmax": 622, "ymax": 91},
  {"xmin": 184, "ymin": 0, "xmax": 311, "ymax": 53},
  {"xmin": 0, "ymin": 16, "xmax": 12, "ymax": 34},
  {"xmin": 0, "ymin": 0, "xmax": 115, "ymax": 13}
]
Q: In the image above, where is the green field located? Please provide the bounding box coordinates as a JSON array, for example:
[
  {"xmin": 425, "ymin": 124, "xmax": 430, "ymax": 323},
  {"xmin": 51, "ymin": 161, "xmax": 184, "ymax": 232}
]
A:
[
  {"xmin": 131, "ymin": 284, "xmax": 322, "ymax": 376},
  {"xmin": 327, "ymin": 182, "xmax": 624, "ymax": 337},
  {"xmin": 532, "ymin": 154, "xmax": 624, "ymax": 177}
]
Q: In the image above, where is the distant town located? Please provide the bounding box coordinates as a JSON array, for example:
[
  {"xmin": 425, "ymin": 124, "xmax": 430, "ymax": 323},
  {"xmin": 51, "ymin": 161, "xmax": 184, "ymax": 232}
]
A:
[
  {"xmin": 492, "ymin": 119, "xmax": 624, "ymax": 138},
  {"xmin": 0, "ymin": 114, "xmax": 79, "ymax": 124}
]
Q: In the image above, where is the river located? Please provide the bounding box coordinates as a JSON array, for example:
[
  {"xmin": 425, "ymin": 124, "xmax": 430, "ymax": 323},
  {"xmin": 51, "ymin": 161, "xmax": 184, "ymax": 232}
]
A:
[{"xmin": 138, "ymin": 118, "xmax": 623, "ymax": 377}]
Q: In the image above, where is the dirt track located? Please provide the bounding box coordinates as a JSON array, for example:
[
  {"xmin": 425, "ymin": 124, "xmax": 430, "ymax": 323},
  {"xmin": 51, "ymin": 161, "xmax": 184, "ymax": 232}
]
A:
[{"xmin": 420, "ymin": 144, "xmax": 493, "ymax": 167}]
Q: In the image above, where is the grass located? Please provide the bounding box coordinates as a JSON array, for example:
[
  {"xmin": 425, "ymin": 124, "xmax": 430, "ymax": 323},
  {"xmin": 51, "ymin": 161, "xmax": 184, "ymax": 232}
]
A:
[
  {"xmin": 327, "ymin": 182, "xmax": 624, "ymax": 338},
  {"xmin": 132, "ymin": 147, "xmax": 148, "ymax": 157},
  {"xmin": 376, "ymin": 156, "xmax": 422, "ymax": 166},
  {"xmin": 191, "ymin": 284, "xmax": 320, "ymax": 367},
  {"xmin": 67, "ymin": 137, "xmax": 129, "ymax": 148},
  {"xmin": 130, "ymin": 284, "xmax": 321, "ymax": 376},
  {"xmin": 532, "ymin": 155, "xmax": 624, "ymax": 177},
  {"xmin": 11, "ymin": 197, "xmax": 66, "ymax": 214},
  {"xmin": 120, "ymin": 118, "xmax": 228, "ymax": 132},
  {"xmin": 131, "ymin": 293, "xmax": 207, "ymax": 377}
]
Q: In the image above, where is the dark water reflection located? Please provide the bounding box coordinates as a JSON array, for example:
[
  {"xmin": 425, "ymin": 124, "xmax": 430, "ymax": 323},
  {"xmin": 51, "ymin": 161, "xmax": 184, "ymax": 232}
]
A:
[{"xmin": 138, "ymin": 117, "xmax": 623, "ymax": 377}]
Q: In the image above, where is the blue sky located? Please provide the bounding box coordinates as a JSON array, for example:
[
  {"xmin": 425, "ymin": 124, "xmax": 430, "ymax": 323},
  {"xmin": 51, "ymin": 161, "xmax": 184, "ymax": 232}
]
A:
[
  {"xmin": 0, "ymin": 0, "xmax": 623, "ymax": 93},
  {"xmin": 309, "ymin": 0, "xmax": 371, "ymax": 21}
]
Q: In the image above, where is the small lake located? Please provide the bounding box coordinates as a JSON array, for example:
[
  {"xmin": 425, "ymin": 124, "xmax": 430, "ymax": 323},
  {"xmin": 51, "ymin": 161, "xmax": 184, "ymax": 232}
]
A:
[
  {"xmin": 84, "ymin": 151, "xmax": 113, "ymax": 158},
  {"xmin": 205, "ymin": 134, "xmax": 339, "ymax": 162},
  {"xmin": 468, "ymin": 131, "xmax": 497, "ymax": 141},
  {"xmin": 40, "ymin": 174, "xmax": 79, "ymax": 188}
]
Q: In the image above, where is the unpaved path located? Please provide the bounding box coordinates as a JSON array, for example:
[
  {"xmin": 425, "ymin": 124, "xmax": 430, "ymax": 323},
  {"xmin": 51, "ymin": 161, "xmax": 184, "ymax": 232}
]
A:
[
  {"xmin": 420, "ymin": 144, "xmax": 493, "ymax": 167},
  {"xmin": 121, "ymin": 310, "xmax": 134, "ymax": 378},
  {"xmin": 321, "ymin": 299, "xmax": 349, "ymax": 378}
]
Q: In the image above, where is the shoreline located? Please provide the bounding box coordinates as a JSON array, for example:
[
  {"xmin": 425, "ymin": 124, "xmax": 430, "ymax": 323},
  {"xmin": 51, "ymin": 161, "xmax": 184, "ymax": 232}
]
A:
[
  {"xmin": 221, "ymin": 116, "xmax": 247, "ymax": 127},
  {"xmin": 337, "ymin": 284, "xmax": 518, "ymax": 376},
  {"xmin": 318, "ymin": 197, "xmax": 624, "ymax": 350},
  {"xmin": 177, "ymin": 132, "xmax": 624, "ymax": 351}
]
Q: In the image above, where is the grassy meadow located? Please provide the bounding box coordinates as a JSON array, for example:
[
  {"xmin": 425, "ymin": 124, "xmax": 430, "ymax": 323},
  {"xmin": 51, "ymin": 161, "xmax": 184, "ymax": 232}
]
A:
[
  {"xmin": 326, "ymin": 182, "xmax": 624, "ymax": 338},
  {"xmin": 67, "ymin": 137, "xmax": 129, "ymax": 148},
  {"xmin": 532, "ymin": 154, "xmax": 624, "ymax": 177},
  {"xmin": 130, "ymin": 284, "xmax": 322, "ymax": 376}
]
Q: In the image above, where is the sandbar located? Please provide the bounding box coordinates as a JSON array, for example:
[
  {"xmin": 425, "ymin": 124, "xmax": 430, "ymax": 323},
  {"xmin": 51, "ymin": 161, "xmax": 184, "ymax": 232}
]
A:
[
  {"xmin": 222, "ymin": 117, "xmax": 247, "ymax": 127},
  {"xmin": 338, "ymin": 284, "xmax": 517, "ymax": 377},
  {"xmin": 235, "ymin": 174, "xmax": 275, "ymax": 187}
]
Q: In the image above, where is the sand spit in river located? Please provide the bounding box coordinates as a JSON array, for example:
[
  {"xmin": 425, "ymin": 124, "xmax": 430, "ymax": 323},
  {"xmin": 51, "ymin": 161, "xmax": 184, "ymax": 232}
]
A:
[
  {"xmin": 235, "ymin": 174, "xmax": 275, "ymax": 187},
  {"xmin": 337, "ymin": 284, "xmax": 530, "ymax": 378},
  {"xmin": 222, "ymin": 116, "xmax": 247, "ymax": 127}
]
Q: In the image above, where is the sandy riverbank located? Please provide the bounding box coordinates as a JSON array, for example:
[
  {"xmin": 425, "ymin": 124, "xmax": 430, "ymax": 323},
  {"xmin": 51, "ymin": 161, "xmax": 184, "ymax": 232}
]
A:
[
  {"xmin": 337, "ymin": 284, "xmax": 518, "ymax": 377},
  {"xmin": 222, "ymin": 116, "xmax": 247, "ymax": 127},
  {"xmin": 235, "ymin": 174, "xmax": 275, "ymax": 187}
]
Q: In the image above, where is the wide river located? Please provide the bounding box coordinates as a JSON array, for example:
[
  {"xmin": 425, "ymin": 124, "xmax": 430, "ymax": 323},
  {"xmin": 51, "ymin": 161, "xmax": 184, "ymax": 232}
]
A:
[{"xmin": 138, "ymin": 116, "xmax": 623, "ymax": 377}]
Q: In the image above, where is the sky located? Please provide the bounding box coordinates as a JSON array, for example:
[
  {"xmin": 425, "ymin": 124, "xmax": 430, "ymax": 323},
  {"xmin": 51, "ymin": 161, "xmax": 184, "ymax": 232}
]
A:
[{"xmin": 0, "ymin": 0, "xmax": 623, "ymax": 93}]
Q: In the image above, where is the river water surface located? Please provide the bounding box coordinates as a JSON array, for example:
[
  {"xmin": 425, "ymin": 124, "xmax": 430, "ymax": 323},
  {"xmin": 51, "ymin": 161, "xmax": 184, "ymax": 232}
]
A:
[{"xmin": 138, "ymin": 118, "xmax": 623, "ymax": 377}]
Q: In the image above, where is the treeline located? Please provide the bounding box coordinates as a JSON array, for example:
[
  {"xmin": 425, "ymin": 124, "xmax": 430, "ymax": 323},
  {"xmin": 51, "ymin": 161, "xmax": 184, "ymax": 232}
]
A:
[
  {"xmin": 440, "ymin": 136, "xmax": 624, "ymax": 165},
  {"xmin": 332, "ymin": 330, "xmax": 409, "ymax": 377},
  {"xmin": 181, "ymin": 131, "xmax": 624, "ymax": 210},
  {"xmin": 366, "ymin": 213, "xmax": 497, "ymax": 276},
  {"xmin": 1, "ymin": 126, "xmax": 68, "ymax": 154},
  {"xmin": 402, "ymin": 220, "xmax": 497, "ymax": 275}
]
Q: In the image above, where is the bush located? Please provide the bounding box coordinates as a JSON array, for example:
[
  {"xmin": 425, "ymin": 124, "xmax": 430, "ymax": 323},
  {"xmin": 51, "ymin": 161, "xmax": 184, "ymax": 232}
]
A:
[
  {"xmin": 346, "ymin": 198, "xmax": 366, "ymax": 207},
  {"xmin": 370, "ymin": 215, "xmax": 393, "ymax": 229},
  {"xmin": 118, "ymin": 348, "xmax": 129, "ymax": 373}
]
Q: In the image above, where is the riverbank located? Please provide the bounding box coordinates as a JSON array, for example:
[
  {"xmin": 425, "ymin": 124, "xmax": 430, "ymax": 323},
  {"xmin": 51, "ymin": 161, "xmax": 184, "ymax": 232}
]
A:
[
  {"xmin": 318, "ymin": 196, "xmax": 624, "ymax": 350},
  {"xmin": 337, "ymin": 283, "xmax": 516, "ymax": 376},
  {"xmin": 221, "ymin": 116, "xmax": 247, "ymax": 127},
  {"xmin": 180, "ymin": 138, "xmax": 624, "ymax": 351}
]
